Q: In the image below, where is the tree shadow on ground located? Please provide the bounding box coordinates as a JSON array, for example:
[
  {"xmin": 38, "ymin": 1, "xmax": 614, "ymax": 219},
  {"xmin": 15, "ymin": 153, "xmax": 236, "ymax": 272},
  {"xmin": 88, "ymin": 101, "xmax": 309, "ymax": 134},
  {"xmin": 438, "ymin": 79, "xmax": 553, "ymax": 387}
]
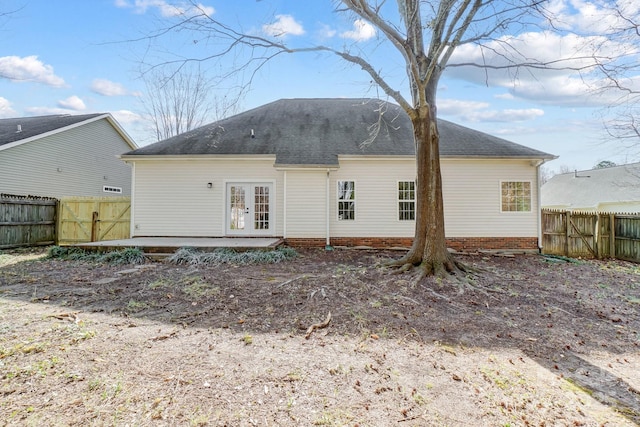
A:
[{"xmin": 1, "ymin": 248, "xmax": 639, "ymax": 423}]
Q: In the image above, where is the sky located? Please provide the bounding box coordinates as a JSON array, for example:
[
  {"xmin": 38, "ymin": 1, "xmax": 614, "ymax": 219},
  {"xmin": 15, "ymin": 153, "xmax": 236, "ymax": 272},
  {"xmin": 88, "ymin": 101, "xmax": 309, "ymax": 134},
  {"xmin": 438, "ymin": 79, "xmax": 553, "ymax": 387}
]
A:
[{"xmin": 1, "ymin": 0, "xmax": 639, "ymax": 173}]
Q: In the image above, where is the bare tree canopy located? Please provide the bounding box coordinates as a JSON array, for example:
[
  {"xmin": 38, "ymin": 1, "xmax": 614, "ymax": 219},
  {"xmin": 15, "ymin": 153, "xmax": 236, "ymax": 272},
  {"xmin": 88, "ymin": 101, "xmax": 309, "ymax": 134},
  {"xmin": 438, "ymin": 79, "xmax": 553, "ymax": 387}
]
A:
[
  {"xmin": 583, "ymin": 2, "xmax": 640, "ymax": 143},
  {"xmin": 140, "ymin": 63, "xmax": 240, "ymax": 141},
  {"xmin": 137, "ymin": 0, "xmax": 618, "ymax": 278}
]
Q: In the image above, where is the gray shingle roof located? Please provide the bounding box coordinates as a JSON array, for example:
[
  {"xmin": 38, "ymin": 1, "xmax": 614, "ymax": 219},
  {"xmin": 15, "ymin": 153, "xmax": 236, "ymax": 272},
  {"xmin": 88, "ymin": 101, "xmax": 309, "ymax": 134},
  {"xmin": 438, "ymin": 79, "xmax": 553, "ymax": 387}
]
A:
[
  {"xmin": 0, "ymin": 113, "xmax": 105, "ymax": 147},
  {"xmin": 542, "ymin": 162, "xmax": 640, "ymax": 209},
  {"xmin": 124, "ymin": 98, "xmax": 555, "ymax": 165}
]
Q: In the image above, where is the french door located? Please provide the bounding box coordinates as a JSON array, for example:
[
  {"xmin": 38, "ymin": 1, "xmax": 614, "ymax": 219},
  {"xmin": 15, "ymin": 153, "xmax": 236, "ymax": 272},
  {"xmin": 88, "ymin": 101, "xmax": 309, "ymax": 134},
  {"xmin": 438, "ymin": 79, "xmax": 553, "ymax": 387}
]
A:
[{"xmin": 226, "ymin": 182, "xmax": 273, "ymax": 235}]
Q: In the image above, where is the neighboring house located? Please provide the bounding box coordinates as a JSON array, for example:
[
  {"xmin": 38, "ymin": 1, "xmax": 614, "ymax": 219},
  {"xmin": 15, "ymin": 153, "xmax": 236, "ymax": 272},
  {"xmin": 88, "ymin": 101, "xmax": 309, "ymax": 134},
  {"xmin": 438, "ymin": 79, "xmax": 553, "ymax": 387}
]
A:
[
  {"xmin": 542, "ymin": 162, "xmax": 640, "ymax": 213},
  {"xmin": 0, "ymin": 113, "xmax": 137, "ymax": 198},
  {"xmin": 120, "ymin": 98, "xmax": 556, "ymax": 250}
]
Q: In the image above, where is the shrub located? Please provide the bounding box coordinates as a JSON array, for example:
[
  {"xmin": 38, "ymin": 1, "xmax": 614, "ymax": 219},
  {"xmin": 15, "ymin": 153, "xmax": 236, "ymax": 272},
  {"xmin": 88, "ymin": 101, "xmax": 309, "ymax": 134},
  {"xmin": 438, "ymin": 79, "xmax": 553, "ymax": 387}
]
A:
[
  {"xmin": 47, "ymin": 246, "xmax": 146, "ymax": 265},
  {"xmin": 168, "ymin": 247, "xmax": 297, "ymax": 266}
]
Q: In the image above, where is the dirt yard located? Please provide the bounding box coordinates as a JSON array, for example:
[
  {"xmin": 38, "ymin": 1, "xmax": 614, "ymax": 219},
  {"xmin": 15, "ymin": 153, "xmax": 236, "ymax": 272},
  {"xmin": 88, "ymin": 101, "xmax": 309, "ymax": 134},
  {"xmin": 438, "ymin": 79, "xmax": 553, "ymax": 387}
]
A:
[{"xmin": 0, "ymin": 247, "xmax": 639, "ymax": 426}]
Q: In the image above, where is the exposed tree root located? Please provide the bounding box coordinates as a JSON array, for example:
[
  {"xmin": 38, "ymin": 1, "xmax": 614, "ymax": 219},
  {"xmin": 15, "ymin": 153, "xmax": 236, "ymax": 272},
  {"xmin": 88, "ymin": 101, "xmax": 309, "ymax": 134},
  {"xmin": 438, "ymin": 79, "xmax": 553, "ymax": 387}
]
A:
[{"xmin": 383, "ymin": 247, "xmax": 495, "ymax": 297}]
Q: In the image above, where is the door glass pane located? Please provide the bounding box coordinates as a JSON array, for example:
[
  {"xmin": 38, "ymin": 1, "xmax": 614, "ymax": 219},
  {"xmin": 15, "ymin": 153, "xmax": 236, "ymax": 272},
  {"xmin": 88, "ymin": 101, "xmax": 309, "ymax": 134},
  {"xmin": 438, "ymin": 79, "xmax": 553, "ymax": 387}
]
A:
[
  {"xmin": 254, "ymin": 186, "xmax": 270, "ymax": 230},
  {"xmin": 230, "ymin": 185, "xmax": 245, "ymax": 230}
]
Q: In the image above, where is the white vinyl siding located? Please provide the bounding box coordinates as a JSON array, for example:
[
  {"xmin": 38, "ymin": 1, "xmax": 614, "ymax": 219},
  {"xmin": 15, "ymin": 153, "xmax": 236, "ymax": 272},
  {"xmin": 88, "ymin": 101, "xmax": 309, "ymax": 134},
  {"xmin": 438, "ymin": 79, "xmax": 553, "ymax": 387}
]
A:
[
  {"xmin": 0, "ymin": 118, "xmax": 133, "ymax": 198},
  {"xmin": 441, "ymin": 159, "xmax": 539, "ymax": 237},
  {"xmin": 131, "ymin": 158, "xmax": 282, "ymax": 237},
  {"xmin": 129, "ymin": 156, "xmax": 541, "ymax": 240},
  {"xmin": 331, "ymin": 158, "xmax": 539, "ymax": 238},
  {"xmin": 285, "ymin": 170, "xmax": 327, "ymax": 238},
  {"xmin": 331, "ymin": 160, "xmax": 415, "ymax": 237}
]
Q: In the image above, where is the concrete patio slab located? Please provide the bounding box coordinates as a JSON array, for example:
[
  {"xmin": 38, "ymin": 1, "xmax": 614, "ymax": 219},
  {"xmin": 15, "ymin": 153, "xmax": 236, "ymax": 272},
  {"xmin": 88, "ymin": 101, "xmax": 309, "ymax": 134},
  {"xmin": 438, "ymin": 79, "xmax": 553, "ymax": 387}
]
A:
[{"xmin": 74, "ymin": 237, "xmax": 284, "ymax": 254}]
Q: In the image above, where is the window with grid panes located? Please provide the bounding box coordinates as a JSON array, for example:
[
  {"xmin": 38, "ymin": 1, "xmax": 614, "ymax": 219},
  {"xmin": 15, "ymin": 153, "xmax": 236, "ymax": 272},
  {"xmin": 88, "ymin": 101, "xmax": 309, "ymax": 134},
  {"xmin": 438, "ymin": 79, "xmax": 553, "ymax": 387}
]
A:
[
  {"xmin": 398, "ymin": 181, "xmax": 415, "ymax": 220},
  {"xmin": 501, "ymin": 181, "xmax": 531, "ymax": 212},
  {"xmin": 337, "ymin": 180, "xmax": 355, "ymax": 220}
]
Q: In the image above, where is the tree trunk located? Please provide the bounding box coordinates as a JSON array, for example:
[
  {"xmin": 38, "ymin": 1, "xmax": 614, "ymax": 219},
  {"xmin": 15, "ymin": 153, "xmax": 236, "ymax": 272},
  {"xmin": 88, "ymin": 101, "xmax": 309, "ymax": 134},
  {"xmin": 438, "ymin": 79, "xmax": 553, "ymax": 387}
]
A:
[{"xmin": 397, "ymin": 104, "xmax": 458, "ymax": 277}]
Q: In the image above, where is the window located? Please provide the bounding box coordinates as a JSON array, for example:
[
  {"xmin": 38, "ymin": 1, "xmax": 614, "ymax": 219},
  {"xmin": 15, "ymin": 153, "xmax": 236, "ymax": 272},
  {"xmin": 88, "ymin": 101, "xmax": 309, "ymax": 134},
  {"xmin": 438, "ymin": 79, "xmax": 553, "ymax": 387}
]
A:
[
  {"xmin": 337, "ymin": 180, "xmax": 355, "ymax": 220},
  {"xmin": 398, "ymin": 181, "xmax": 415, "ymax": 220},
  {"xmin": 253, "ymin": 185, "xmax": 270, "ymax": 230},
  {"xmin": 501, "ymin": 181, "xmax": 531, "ymax": 212}
]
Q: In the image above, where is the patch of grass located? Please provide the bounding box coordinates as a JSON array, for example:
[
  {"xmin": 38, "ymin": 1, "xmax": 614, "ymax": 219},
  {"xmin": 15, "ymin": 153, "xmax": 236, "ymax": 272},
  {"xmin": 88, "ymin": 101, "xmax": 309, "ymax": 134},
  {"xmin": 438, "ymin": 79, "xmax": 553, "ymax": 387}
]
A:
[
  {"xmin": 168, "ymin": 247, "xmax": 297, "ymax": 266},
  {"xmin": 0, "ymin": 340, "xmax": 47, "ymax": 358},
  {"xmin": 0, "ymin": 248, "xmax": 48, "ymax": 267},
  {"xmin": 369, "ymin": 300, "xmax": 383, "ymax": 308},
  {"xmin": 286, "ymin": 370, "xmax": 303, "ymax": 382},
  {"xmin": 126, "ymin": 299, "xmax": 149, "ymax": 311},
  {"xmin": 47, "ymin": 246, "xmax": 146, "ymax": 265},
  {"xmin": 181, "ymin": 277, "xmax": 220, "ymax": 298},
  {"xmin": 313, "ymin": 409, "xmax": 354, "ymax": 426},
  {"xmin": 63, "ymin": 322, "xmax": 97, "ymax": 343},
  {"xmin": 562, "ymin": 377, "xmax": 594, "ymax": 397},
  {"xmin": 148, "ymin": 278, "xmax": 171, "ymax": 289},
  {"xmin": 4, "ymin": 355, "xmax": 60, "ymax": 379}
]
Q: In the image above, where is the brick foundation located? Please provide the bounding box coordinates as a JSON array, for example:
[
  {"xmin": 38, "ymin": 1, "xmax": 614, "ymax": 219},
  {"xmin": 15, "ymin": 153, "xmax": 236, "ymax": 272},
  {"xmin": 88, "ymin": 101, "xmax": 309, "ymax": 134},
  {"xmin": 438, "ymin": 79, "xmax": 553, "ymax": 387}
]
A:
[{"xmin": 284, "ymin": 236, "xmax": 539, "ymax": 251}]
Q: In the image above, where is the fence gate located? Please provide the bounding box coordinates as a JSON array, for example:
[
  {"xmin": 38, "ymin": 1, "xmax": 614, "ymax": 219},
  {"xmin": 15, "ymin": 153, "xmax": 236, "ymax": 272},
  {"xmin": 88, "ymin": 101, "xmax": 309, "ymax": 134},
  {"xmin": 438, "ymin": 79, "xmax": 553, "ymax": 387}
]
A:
[
  {"xmin": 542, "ymin": 210, "xmax": 597, "ymax": 258},
  {"xmin": 57, "ymin": 197, "xmax": 130, "ymax": 245},
  {"xmin": 566, "ymin": 212, "xmax": 598, "ymax": 258}
]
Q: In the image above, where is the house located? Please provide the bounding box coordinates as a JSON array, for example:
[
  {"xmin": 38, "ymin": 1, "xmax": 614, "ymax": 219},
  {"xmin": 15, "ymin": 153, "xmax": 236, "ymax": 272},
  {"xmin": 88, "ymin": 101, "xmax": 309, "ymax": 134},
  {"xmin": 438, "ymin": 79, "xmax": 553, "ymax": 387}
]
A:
[
  {"xmin": 542, "ymin": 162, "xmax": 640, "ymax": 213},
  {"xmin": 0, "ymin": 113, "xmax": 137, "ymax": 198},
  {"xmin": 120, "ymin": 98, "xmax": 556, "ymax": 251}
]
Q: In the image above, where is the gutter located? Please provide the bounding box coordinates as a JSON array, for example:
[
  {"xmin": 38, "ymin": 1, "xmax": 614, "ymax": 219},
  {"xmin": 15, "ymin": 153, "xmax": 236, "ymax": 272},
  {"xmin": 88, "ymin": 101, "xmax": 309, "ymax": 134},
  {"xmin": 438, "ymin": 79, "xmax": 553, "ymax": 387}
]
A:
[{"xmin": 533, "ymin": 158, "xmax": 551, "ymax": 252}]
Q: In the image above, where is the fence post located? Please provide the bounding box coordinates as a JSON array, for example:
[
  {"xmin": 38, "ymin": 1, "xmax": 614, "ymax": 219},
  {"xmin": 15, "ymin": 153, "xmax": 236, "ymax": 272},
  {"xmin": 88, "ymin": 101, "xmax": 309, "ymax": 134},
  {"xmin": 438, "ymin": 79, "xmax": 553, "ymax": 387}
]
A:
[
  {"xmin": 609, "ymin": 213, "xmax": 615, "ymax": 259},
  {"xmin": 565, "ymin": 211, "xmax": 571, "ymax": 257},
  {"xmin": 595, "ymin": 214, "xmax": 600, "ymax": 259},
  {"xmin": 91, "ymin": 211, "xmax": 99, "ymax": 242}
]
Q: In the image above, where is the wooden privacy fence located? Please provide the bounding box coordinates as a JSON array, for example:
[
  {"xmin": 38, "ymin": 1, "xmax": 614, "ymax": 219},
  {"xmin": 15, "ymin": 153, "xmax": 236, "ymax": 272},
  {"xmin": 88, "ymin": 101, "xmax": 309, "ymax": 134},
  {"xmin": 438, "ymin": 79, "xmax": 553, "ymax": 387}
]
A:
[
  {"xmin": 542, "ymin": 209, "xmax": 640, "ymax": 262},
  {"xmin": 0, "ymin": 194, "xmax": 57, "ymax": 249},
  {"xmin": 57, "ymin": 197, "xmax": 131, "ymax": 245}
]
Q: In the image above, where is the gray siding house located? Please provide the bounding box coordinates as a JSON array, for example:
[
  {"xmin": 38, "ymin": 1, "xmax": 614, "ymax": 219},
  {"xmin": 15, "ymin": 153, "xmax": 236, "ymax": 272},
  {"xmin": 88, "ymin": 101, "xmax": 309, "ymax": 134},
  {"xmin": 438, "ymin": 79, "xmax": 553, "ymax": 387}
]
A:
[{"xmin": 0, "ymin": 113, "xmax": 137, "ymax": 198}]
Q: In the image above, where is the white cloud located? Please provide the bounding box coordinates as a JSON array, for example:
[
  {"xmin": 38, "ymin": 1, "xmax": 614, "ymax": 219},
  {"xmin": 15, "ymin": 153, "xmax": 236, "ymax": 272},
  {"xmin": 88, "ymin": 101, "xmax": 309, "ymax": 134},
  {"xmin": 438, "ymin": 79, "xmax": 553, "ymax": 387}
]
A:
[
  {"xmin": 25, "ymin": 106, "xmax": 77, "ymax": 115},
  {"xmin": 0, "ymin": 55, "xmax": 65, "ymax": 87},
  {"xmin": 57, "ymin": 96, "xmax": 86, "ymax": 111},
  {"xmin": 110, "ymin": 109, "xmax": 144, "ymax": 125},
  {"xmin": 495, "ymin": 93, "xmax": 515, "ymax": 100},
  {"xmin": 91, "ymin": 78, "xmax": 131, "ymax": 96},
  {"xmin": 0, "ymin": 97, "xmax": 16, "ymax": 118},
  {"xmin": 318, "ymin": 24, "xmax": 337, "ymax": 39},
  {"xmin": 340, "ymin": 19, "xmax": 376, "ymax": 42},
  {"xmin": 438, "ymin": 98, "xmax": 544, "ymax": 123},
  {"xmin": 547, "ymin": 0, "xmax": 640, "ymax": 34},
  {"xmin": 115, "ymin": 0, "xmax": 214, "ymax": 18},
  {"xmin": 445, "ymin": 30, "xmax": 635, "ymax": 107},
  {"xmin": 263, "ymin": 14, "xmax": 305, "ymax": 37}
]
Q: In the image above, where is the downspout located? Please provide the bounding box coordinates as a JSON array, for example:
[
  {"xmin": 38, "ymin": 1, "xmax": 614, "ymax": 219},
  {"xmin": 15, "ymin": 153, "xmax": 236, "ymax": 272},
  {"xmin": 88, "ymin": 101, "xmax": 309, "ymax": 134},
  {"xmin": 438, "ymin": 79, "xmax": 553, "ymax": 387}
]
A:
[
  {"xmin": 283, "ymin": 170, "xmax": 287, "ymax": 240},
  {"xmin": 534, "ymin": 159, "xmax": 544, "ymax": 252},
  {"xmin": 326, "ymin": 169, "xmax": 332, "ymax": 250}
]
